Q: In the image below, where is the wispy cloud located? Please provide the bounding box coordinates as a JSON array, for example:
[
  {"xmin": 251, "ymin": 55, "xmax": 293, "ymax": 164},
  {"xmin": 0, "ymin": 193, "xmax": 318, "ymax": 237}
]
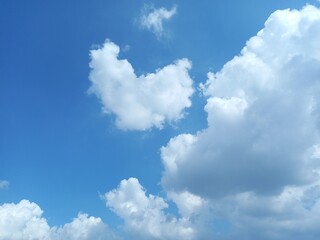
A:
[
  {"xmin": 0, "ymin": 180, "xmax": 9, "ymax": 189},
  {"xmin": 139, "ymin": 5, "xmax": 177, "ymax": 38}
]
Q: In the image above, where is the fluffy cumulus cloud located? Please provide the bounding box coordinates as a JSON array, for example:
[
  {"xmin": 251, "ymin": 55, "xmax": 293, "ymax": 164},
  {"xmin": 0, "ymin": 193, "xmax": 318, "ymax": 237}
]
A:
[
  {"xmin": 0, "ymin": 200, "xmax": 118, "ymax": 240},
  {"xmin": 0, "ymin": 200, "xmax": 51, "ymax": 240},
  {"xmin": 105, "ymin": 178, "xmax": 199, "ymax": 240},
  {"xmin": 89, "ymin": 40, "xmax": 194, "ymax": 130},
  {"xmin": 0, "ymin": 180, "xmax": 9, "ymax": 189},
  {"xmin": 139, "ymin": 5, "xmax": 177, "ymax": 38},
  {"xmin": 160, "ymin": 5, "xmax": 320, "ymax": 239}
]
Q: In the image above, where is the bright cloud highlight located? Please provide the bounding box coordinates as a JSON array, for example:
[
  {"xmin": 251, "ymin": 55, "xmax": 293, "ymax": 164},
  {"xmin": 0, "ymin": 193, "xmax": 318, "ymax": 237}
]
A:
[{"xmin": 89, "ymin": 40, "xmax": 194, "ymax": 130}]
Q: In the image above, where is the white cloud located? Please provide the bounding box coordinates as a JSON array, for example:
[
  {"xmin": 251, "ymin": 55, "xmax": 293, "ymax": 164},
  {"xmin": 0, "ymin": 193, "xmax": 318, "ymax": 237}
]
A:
[
  {"xmin": 159, "ymin": 4, "xmax": 320, "ymax": 239},
  {"xmin": 0, "ymin": 200, "xmax": 51, "ymax": 240},
  {"xmin": 105, "ymin": 178, "xmax": 196, "ymax": 240},
  {"xmin": 167, "ymin": 191, "xmax": 207, "ymax": 219},
  {"xmin": 139, "ymin": 5, "xmax": 177, "ymax": 38},
  {"xmin": 89, "ymin": 40, "xmax": 194, "ymax": 130},
  {"xmin": 162, "ymin": 4, "xmax": 320, "ymax": 198},
  {"xmin": 0, "ymin": 180, "xmax": 9, "ymax": 189},
  {"xmin": 52, "ymin": 213, "xmax": 119, "ymax": 240},
  {"xmin": 161, "ymin": 133, "xmax": 198, "ymax": 174},
  {"xmin": 0, "ymin": 200, "xmax": 119, "ymax": 240}
]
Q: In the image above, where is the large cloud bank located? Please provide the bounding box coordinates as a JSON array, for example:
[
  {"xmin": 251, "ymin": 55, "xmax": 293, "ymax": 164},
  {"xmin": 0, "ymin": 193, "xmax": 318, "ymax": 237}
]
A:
[
  {"xmin": 89, "ymin": 40, "xmax": 194, "ymax": 130},
  {"xmin": 162, "ymin": 4, "xmax": 320, "ymax": 197},
  {"xmin": 159, "ymin": 4, "xmax": 320, "ymax": 239}
]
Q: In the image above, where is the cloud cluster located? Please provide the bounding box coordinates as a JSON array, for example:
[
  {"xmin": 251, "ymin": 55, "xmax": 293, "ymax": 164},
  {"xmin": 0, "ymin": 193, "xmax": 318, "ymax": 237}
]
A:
[
  {"xmin": 0, "ymin": 180, "xmax": 9, "ymax": 189},
  {"xmin": 89, "ymin": 5, "xmax": 320, "ymax": 240},
  {"xmin": 105, "ymin": 178, "xmax": 198, "ymax": 240},
  {"xmin": 139, "ymin": 5, "xmax": 177, "ymax": 38},
  {"xmin": 89, "ymin": 40, "xmax": 194, "ymax": 130},
  {"xmin": 0, "ymin": 200, "xmax": 118, "ymax": 240},
  {"xmin": 158, "ymin": 4, "xmax": 320, "ymax": 239},
  {"xmin": 5, "ymin": 4, "xmax": 320, "ymax": 240}
]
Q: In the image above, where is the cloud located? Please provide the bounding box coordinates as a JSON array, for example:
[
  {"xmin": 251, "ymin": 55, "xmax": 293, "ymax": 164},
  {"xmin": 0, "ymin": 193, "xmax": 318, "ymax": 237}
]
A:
[
  {"xmin": 0, "ymin": 200, "xmax": 119, "ymax": 240},
  {"xmin": 210, "ymin": 181, "xmax": 320, "ymax": 240},
  {"xmin": 52, "ymin": 213, "xmax": 119, "ymax": 240},
  {"xmin": 0, "ymin": 200, "xmax": 51, "ymax": 240},
  {"xmin": 139, "ymin": 5, "xmax": 177, "ymax": 38},
  {"xmin": 104, "ymin": 178, "xmax": 197, "ymax": 240},
  {"xmin": 162, "ymin": 4, "xmax": 320, "ymax": 198},
  {"xmin": 89, "ymin": 40, "xmax": 194, "ymax": 130},
  {"xmin": 167, "ymin": 190, "xmax": 207, "ymax": 219},
  {"xmin": 158, "ymin": 4, "xmax": 320, "ymax": 239},
  {"xmin": 0, "ymin": 180, "xmax": 9, "ymax": 189}
]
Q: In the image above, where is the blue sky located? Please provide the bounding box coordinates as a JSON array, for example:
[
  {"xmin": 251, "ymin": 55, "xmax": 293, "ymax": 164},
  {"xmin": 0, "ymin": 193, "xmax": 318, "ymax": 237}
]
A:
[{"xmin": 1, "ymin": 0, "xmax": 320, "ymax": 239}]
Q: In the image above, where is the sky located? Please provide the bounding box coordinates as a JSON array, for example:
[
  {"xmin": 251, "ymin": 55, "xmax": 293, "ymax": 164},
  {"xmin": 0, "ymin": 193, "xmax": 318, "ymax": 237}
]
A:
[{"xmin": 1, "ymin": 0, "xmax": 320, "ymax": 239}]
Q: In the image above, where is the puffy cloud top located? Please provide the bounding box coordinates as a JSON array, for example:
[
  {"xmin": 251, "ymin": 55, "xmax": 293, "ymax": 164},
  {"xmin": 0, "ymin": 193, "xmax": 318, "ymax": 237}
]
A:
[
  {"xmin": 0, "ymin": 200, "xmax": 50, "ymax": 240},
  {"xmin": 105, "ymin": 178, "xmax": 195, "ymax": 240},
  {"xmin": 89, "ymin": 40, "xmax": 194, "ymax": 130}
]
